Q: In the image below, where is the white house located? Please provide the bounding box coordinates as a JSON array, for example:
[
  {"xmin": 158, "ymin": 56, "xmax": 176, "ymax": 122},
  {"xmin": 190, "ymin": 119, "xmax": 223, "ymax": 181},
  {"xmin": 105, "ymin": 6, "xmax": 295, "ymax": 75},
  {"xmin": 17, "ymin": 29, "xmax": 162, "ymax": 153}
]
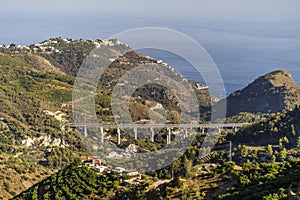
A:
[
  {"xmin": 113, "ymin": 167, "xmax": 126, "ymax": 173},
  {"xmin": 94, "ymin": 166, "xmax": 109, "ymax": 173}
]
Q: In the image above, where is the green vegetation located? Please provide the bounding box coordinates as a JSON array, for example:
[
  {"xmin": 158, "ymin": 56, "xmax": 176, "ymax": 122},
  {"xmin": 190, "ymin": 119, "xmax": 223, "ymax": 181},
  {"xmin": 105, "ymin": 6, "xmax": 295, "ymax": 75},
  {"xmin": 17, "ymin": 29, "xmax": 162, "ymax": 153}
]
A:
[
  {"xmin": 2, "ymin": 38, "xmax": 300, "ymax": 200},
  {"xmin": 13, "ymin": 160, "xmax": 300, "ymax": 200},
  {"xmin": 0, "ymin": 38, "xmax": 214, "ymax": 199},
  {"xmin": 0, "ymin": 45, "xmax": 86, "ymax": 199},
  {"xmin": 217, "ymin": 161, "xmax": 300, "ymax": 200},
  {"xmin": 13, "ymin": 163, "xmax": 120, "ymax": 200},
  {"xmin": 35, "ymin": 38, "xmax": 97, "ymax": 76},
  {"xmin": 228, "ymin": 107, "xmax": 300, "ymax": 147}
]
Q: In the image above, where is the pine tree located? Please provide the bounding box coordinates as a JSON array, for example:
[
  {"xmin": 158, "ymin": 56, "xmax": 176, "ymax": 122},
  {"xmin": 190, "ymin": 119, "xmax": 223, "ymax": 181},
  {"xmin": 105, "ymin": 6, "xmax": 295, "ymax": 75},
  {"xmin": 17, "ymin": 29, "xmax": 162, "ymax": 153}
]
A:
[
  {"xmin": 296, "ymin": 136, "xmax": 300, "ymax": 149},
  {"xmin": 279, "ymin": 148, "xmax": 287, "ymax": 161},
  {"xmin": 291, "ymin": 124, "xmax": 296, "ymax": 136},
  {"xmin": 266, "ymin": 144, "xmax": 273, "ymax": 158}
]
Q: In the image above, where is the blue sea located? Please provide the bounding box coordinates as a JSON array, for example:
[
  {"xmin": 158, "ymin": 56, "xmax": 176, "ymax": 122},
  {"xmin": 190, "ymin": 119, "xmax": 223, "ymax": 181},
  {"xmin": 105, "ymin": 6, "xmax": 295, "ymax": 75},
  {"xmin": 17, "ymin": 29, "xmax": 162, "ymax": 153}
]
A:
[{"xmin": 1, "ymin": 14, "xmax": 300, "ymax": 96}]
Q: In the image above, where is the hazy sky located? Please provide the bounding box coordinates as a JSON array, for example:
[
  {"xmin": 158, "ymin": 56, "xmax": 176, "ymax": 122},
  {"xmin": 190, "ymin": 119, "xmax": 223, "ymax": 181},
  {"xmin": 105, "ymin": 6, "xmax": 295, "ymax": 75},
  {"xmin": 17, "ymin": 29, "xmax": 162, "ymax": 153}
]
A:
[
  {"xmin": 2, "ymin": 0, "xmax": 300, "ymax": 21},
  {"xmin": 1, "ymin": 0, "xmax": 299, "ymax": 45}
]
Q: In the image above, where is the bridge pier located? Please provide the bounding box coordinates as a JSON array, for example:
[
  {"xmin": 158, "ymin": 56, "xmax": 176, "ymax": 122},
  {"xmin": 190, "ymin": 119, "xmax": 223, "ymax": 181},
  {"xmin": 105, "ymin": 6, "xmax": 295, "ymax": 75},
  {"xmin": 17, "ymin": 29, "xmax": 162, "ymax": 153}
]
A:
[
  {"xmin": 134, "ymin": 127, "xmax": 137, "ymax": 140},
  {"xmin": 184, "ymin": 128, "xmax": 188, "ymax": 139},
  {"xmin": 201, "ymin": 128, "xmax": 205, "ymax": 134},
  {"xmin": 167, "ymin": 128, "xmax": 172, "ymax": 144},
  {"xmin": 84, "ymin": 125, "xmax": 87, "ymax": 137},
  {"xmin": 234, "ymin": 127, "xmax": 238, "ymax": 132},
  {"xmin": 229, "ymin": 141, "xmax": 232, "ymax": 162},
  {"xmin": 117, "ymin": 127, "xmax": 121, "ymax": 145},
  {"xmin": 100, "ymin": 126, "xmax": 104, "ymax": 143},
  {"xmin": 150, "ymin": 128, "xmax": 154, "ymax": 142}
]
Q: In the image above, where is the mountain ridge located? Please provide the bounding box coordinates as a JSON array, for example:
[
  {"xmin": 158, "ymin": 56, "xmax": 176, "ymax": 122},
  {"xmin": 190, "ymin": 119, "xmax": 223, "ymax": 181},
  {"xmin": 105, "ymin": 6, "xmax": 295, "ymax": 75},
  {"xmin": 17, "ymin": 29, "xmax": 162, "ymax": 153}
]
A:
[{"xmin": 216, "ymin": 70, "xmax": 300, "ymax": 117}]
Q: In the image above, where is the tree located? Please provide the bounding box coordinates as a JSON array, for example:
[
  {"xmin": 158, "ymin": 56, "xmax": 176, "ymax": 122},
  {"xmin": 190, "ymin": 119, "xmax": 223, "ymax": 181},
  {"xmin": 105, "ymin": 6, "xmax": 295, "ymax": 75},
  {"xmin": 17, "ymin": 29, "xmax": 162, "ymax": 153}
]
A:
[
  {"xmin": 279, "ymin": 148, "xmax": 287, "ymax": 161},
  {"xmin": 291, "ymin": 124, "xmax": 296, "ymax": 136},
  {"xmin": 282, "ymin": 136, "xmax": 289, "ymax": 144},
  {"xmin": 271, "ymin": 155, "xmax": 276, "ymax": 163},
  {"xmin": 183, "ymin": 157, "xmax": 192, "ymax": 179},
  {"xmin": 279, "ymin": 139, "xmax": 283, "ymax": 149},
  {"xmin": 266, "ymin": 145, "xmax": 273, "ymax": 158},
  {"xmin": 239, "ymin": 144, "xmax": 248, "ymax": 158},
  {"xmin": 171, "ymin": 159, "xmax": 181, "ymax": 174},
  {"xmin": 239, "ymin": 175, "xmax": 251, "ymax": 185},
  {"xmin": 252, "ymin": 150, "xmax": 258, "ymax": 159},
  {"xmin": 296, "ymin": 136, "xmax": 300, "ymax": 149}
]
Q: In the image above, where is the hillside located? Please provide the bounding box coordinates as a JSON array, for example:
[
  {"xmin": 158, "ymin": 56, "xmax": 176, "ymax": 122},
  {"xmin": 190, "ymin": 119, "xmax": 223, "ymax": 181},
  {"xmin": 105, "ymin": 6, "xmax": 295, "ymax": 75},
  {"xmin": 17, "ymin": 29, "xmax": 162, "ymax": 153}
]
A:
[
  {"xmin": 13, "ymin": 106, "xmax": 300, "ymax": 200},
  {"xmin": 13, "ymin": 163, "xmax": 121, "ymax": 200},
  {"xmin": 0, "ymin": 38, "xmax": 215, "ymax": 199},
  {"xmin": 0, "ymin": 51, "xmax": 87, "ymax": 199},
  {"xmin": 3, "ymin": 38, "xmax": 300, "ymax": 200},
  {"xmin": 12, "ymin": 159, "xmax": 300, "ymax": 200},
  {"xmin": 216, "ymin": 70, "xmax": 300, "ymax": 117},
  {"xmin": 10, "ymin": 105, "xmax": 300, "ymax": 199},
  {"xmin": 227, "ymin": 107, "xmax": 300, "ymax": 146}
]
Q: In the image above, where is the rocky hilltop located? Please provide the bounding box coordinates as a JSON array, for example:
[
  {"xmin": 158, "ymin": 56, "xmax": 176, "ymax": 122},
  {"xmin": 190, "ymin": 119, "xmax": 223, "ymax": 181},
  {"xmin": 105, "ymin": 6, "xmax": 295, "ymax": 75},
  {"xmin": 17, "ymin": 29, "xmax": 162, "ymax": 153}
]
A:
[{"xmin": 216, "ymin": 70, "xmax": 300, "ymax": 117}]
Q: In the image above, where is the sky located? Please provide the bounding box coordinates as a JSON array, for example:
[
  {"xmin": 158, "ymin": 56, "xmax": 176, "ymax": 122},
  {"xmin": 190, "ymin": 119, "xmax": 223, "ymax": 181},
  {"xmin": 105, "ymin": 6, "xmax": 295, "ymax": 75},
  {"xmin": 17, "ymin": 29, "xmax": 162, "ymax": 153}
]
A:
[
  {"xmin": 1, "ymin": 0, "xmax": 299, "ymax": 45},
  {"xmin": 2, "ymin": 0, "xmax": 300, "ymax": 21}
]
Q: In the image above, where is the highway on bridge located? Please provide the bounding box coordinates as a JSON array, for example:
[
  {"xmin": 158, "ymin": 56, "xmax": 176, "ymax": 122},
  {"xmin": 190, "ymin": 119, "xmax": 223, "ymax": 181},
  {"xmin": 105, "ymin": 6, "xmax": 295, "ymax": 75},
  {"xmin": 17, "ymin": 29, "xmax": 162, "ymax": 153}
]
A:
[{"xmin": 69, "ymin": 123, "xmax": 249, "ymax": 129}]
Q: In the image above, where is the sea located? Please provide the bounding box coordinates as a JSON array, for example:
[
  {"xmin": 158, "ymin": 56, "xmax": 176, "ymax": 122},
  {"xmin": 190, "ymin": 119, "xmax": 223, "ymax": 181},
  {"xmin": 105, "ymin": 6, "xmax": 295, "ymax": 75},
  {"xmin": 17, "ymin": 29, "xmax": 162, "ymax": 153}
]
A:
[{"xmin": 1, "ymin": 14, "xmax": 300, "ymax": 96}]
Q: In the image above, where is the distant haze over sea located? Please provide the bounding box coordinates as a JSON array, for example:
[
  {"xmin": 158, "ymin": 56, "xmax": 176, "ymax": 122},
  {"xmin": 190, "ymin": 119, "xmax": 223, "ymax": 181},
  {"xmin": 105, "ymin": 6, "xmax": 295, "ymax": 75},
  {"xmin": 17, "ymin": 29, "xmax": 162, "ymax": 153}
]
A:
[{"xmin": 1, "ymin": 14, "xmax": 300, "ymax": 96}]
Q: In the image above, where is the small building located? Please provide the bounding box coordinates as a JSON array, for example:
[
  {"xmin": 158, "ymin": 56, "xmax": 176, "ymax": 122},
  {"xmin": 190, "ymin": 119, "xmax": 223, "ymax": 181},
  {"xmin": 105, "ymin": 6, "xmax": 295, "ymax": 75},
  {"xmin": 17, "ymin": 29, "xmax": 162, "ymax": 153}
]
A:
[
  {"xmin": 94, "ymin": 166, "xmax": 109, "ymax": 173},
  {"xmin": 81, "ymin": 156, "xmax": 102, "ymax": 167},
  {"xmin": 122, "ymin": 169, "xmax": 141, "ymax": 180},
  {"xmin": 113, "ymin": 167, "xmax": 126, "ymax": 173}
]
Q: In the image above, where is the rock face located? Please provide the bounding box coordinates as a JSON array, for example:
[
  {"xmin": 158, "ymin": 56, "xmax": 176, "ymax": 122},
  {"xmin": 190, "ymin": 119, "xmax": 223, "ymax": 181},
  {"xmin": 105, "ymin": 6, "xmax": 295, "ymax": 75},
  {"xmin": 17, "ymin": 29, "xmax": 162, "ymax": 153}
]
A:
[
  {"xmin": 21, "ymin": 135, "xmax": 68, "ymax": 147},
  {"xmin": 216, "ymin": 70, "xmax": 300, "ymax": 117}
]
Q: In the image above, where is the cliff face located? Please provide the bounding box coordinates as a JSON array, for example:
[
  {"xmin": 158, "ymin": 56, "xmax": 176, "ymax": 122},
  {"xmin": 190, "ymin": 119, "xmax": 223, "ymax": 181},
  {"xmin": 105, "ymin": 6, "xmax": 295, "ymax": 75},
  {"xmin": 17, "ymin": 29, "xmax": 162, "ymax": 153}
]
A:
[{"xmin": 216, "ymin": 70, "xmax": 300, "ymax": 117}]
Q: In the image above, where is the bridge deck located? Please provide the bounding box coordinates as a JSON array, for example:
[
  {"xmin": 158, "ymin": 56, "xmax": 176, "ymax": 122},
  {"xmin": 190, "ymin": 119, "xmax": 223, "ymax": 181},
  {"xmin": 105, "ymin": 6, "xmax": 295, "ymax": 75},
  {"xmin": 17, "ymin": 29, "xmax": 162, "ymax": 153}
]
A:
[{"xmin": 69, "ymin": 123, "xmax": 249, "ymax": 129}]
